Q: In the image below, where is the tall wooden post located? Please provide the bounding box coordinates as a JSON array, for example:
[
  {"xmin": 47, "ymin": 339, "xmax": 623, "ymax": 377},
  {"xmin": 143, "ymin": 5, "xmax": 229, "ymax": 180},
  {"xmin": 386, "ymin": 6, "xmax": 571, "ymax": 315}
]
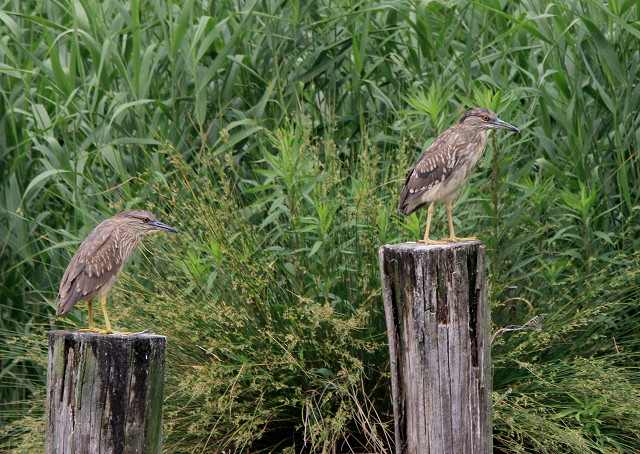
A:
[
  {"xmin": 46, "ymin": 331, "xmax": 166, "ymax": 454},
  {"xmin": 379, "ymin": 241, "xmax": 491, "ymax": 453}
]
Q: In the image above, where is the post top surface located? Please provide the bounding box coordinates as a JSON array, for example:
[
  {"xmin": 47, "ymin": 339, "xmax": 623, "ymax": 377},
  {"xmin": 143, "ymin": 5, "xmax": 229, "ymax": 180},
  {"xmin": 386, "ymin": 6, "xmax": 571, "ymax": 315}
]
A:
[
  {"xmin": 379, "ymin": 240, "xmax": 485, "ymax": 253},
  {"xmin": 49, "ymin": 330, "xmax": 167, "ymax": 341}
]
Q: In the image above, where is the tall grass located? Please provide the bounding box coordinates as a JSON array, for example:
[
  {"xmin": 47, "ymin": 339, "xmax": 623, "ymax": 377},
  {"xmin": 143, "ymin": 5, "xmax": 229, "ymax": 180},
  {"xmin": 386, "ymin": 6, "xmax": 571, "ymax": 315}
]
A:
[{"xmin": 1, "ymin": 0, "xmax": 640, "ymax": 451}]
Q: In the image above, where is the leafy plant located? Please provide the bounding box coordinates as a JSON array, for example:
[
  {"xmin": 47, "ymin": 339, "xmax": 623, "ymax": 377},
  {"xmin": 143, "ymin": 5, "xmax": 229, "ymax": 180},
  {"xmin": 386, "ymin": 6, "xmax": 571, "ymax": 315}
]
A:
[{"xmin": 2, "ymin": 0, "xmax": 640, "ymax": 452}]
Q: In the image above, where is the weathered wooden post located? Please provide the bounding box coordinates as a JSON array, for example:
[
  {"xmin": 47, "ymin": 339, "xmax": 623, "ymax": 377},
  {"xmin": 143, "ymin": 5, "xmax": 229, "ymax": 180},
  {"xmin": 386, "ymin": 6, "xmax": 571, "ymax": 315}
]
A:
[
  {"xmin": 46, "ymin": 331, "xmax": 166, "ymax": 454},
  {"xmin": 379, "ymin": 241, "xmax": 491, "ymax": 453}
]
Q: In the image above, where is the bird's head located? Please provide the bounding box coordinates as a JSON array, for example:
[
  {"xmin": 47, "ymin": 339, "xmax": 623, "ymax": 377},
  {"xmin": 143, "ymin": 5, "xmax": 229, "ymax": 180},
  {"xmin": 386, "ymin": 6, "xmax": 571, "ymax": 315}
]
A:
[
  {"xmin": 115, "ymin": 210, "xmax": 179, "ymax": 236},
  {"xmin": 458, "ymin": 108, "xmax": 520, "ymax": 133}
]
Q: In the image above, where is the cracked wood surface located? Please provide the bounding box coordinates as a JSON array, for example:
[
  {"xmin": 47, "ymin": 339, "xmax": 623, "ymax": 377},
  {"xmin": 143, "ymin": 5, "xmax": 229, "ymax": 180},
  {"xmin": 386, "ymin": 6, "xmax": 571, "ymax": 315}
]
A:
[
  {"xmin": 379, "ymin": 241, "xmax": 491, "ymax": 454},
  {"xmin": 46, "ymin": 331, "xmax": 166, "ymax": 454}
]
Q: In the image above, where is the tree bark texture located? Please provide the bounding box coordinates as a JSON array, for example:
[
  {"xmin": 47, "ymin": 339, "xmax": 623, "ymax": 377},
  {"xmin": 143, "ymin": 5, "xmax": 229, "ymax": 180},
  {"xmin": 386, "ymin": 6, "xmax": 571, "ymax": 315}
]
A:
[
  {"xmin": 379, "ymin": 241, "xmax": 491, "ymax": 454},
  {"xmin": 46, "ymin": 331, "xmax": 166, "ymax": 454}
]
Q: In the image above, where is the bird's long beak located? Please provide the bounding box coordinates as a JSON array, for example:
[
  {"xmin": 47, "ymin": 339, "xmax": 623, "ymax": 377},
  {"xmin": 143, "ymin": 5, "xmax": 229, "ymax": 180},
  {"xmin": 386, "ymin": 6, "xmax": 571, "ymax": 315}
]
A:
[
  {"xmin": 490, "ymin": 118, "xmax": 520, "ymax": 133},
  {"xmin": 150, "ymin": 220, "xmax": 179, "ymax": 234}
]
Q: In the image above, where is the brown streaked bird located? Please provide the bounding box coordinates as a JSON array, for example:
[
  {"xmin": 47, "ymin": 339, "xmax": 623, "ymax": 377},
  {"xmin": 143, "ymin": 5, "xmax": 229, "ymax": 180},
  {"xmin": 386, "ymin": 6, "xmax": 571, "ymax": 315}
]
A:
[
  {"xmin": 56, "ymin": 210, "xmax": 179, "ymax": 334},
  {"xmin": 398, "ymin": 108, "xmax": 520, "ymax": 244}
]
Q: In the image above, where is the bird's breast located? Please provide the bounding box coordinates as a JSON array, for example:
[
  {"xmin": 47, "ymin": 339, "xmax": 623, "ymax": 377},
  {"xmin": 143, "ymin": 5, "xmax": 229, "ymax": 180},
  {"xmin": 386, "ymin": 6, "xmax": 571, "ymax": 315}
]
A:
[
  {"xmin": 430, "ymin": 163, "xmax": 472, "ymax": 201},
  {"xmin": 420, "ymin": 132, "xmax": 488, "ymax": 202}
]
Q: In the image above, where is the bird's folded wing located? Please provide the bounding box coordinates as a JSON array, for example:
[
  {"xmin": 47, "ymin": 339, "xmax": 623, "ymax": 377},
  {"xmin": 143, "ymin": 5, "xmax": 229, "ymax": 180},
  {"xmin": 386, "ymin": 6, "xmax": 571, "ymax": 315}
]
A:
[
  {"xmin": 56, "ymin": 222, "xmax": 123, "ymax": 315},
  {"xmin": 398, "ymin": 130, "xmax": 459, "ymax": 213}
]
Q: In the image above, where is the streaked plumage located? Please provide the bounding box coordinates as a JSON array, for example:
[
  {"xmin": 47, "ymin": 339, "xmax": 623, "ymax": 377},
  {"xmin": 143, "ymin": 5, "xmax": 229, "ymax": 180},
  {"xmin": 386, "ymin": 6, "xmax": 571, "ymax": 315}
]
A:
[
  {"xmin": 56, "ymin": 210, "xmax": 179, "ymax": 334},
  {"xmin": 398, "ymin": 108, "xmax": 520, "ymax": 244}
]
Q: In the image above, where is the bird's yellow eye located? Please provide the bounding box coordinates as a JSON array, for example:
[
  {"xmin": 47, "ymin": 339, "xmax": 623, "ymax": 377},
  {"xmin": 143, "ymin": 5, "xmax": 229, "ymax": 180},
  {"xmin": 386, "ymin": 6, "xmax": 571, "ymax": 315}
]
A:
[
  {"xmin": 143, "ymin": 218, "xmax": 149, "ymax": 223},
  {"xmin": 482, "ymin": 115, "xmax": 489, "ymax": 121}
]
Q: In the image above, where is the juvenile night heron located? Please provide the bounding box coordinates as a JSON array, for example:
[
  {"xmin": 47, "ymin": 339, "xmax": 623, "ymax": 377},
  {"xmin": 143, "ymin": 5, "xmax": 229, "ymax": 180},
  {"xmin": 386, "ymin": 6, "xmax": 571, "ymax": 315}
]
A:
[
  {"xmin": 398, "ymin": 108, "xmax": 520, "ymax": 244},
  {"xmin": 56, "ymin": 210, "xmax": 179, "ymax": 334}
]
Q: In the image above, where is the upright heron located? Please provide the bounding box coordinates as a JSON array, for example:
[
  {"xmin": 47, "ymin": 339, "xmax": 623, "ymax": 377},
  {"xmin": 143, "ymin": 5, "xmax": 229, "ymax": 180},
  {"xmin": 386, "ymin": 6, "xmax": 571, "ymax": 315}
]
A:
[
  {"xmin": 398, "ymin": 108, "xmax": 520, "ymax": 244},
  {"xmin": 56, "ymin": 210, "xmax": 179, "ymax": 334}
]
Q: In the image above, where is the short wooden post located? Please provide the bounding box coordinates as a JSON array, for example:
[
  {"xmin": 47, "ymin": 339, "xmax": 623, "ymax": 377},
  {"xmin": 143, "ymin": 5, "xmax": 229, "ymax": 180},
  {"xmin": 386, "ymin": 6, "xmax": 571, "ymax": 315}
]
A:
[
  {"xmin": 46, "ymin": 331, "xmax": 166, "ymax": 454},
  {"xmin": 379, "ymin": 241, "xmax": 491, "ymax": 453}
]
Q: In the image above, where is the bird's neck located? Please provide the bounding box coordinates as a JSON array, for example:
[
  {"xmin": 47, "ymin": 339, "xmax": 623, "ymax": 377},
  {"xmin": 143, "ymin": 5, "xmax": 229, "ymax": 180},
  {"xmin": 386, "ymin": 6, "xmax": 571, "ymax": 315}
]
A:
[
  {"xmin": 467, "ymin": 129, "xmax": 489, "ymax": 164},
  {"xmin": 117, "ymin": 228, "xmax": 143, "ymax": 260}
]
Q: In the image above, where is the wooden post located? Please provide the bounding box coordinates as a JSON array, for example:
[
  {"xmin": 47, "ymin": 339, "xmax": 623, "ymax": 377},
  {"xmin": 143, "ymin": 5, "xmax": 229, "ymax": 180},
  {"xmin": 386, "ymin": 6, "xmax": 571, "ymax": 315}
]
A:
[
  {"xmin": 46, "ymin": 331, "xmax": 166, "ymax": 454},
  {"xmin": 379, "ymin": 241, "xmax": 491, "ymax": 453}
]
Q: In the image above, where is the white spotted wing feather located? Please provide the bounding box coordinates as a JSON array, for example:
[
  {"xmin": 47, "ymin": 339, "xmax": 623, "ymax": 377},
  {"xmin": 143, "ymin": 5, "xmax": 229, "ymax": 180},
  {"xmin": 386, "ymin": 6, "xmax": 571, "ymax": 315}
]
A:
[
  {"xmin": 398, "ymin": 125, "xmax": 487, "ymax": 216},
  {"xmin": 56, "ymin": 218, "xmax": 135, "ymax": 316}
]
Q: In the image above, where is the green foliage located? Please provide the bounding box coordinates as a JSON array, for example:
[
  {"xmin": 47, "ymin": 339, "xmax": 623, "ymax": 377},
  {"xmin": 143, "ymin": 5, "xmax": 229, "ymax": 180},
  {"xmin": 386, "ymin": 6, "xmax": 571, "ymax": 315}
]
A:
[
  {"xmin": 493, "ymin": 252, "xmax": 640, "ymax": 452},
  {"xmin": 1, "ymin": 0, "xmax": 640, "ymax": 451},
  {"xmin": 120, "ymin": 138, "xmax": 394, "ymax": 451}
]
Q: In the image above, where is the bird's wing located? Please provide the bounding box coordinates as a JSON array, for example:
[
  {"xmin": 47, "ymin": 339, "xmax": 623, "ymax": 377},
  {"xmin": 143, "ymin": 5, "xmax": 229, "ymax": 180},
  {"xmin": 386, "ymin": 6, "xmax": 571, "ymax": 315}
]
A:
[
  {"xmin": 56, "ymin": 220, "xmax": 124, "ymax": 315},
  {"xmin": 398, "ymin": 129, "xmax": 460, "ymax": 215}
]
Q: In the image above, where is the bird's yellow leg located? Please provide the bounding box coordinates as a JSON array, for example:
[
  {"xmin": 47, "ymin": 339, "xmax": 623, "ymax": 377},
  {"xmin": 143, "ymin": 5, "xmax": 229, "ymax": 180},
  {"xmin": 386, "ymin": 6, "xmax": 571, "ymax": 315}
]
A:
[
  {"xmin": 79, "ymin": 299, "xmax": 100, "ymax": 332},
  {"xmin": 419, "ymin": 202, "xmax": 446, "ymax": 245},
  {"xmin": 87, "ymin": 299, "xmax": 94, "ymax": 330},
  {"xmin": 98, "ymin": 297, "xmax": 130, "ymax": 335},
  {"xmin": 445, "ymin": 201, "xmax": 476, "ymax": 243}
]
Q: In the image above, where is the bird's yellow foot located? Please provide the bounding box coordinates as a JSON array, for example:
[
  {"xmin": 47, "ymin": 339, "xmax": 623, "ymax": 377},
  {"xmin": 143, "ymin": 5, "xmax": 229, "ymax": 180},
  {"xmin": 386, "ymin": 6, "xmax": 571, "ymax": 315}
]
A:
[
  {"xmin": 419, "ymin": 238, "xmax": 448, "ymax": 245},
  {"xmin": 443, "ymin": 236, "xmax": 478, "ymax": 243},
  {"xmin": 98, "ymin": 329, "xmax": 132, "ymax": 335},
  {"xmin": 78, "ymin": 327, "xmax": 131, "ymax": 335}
]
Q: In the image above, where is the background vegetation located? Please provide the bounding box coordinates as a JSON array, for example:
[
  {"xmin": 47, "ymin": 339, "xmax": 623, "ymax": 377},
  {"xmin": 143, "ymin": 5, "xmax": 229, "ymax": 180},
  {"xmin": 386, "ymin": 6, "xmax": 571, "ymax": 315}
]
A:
[{"xmin": 1, "ymin": 0, "xmax": 639, "ymax": 452}]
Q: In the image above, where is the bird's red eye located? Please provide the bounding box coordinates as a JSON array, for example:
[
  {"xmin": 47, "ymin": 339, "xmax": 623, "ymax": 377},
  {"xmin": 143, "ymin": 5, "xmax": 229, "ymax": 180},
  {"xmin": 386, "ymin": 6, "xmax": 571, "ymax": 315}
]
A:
[
  {"xmin": 143, "ymin": 218, "xmax": 149, "ymax": 223},
  {"xmin": 482, "ymin": 115, "xmax": 489, "ymax": 121}
]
